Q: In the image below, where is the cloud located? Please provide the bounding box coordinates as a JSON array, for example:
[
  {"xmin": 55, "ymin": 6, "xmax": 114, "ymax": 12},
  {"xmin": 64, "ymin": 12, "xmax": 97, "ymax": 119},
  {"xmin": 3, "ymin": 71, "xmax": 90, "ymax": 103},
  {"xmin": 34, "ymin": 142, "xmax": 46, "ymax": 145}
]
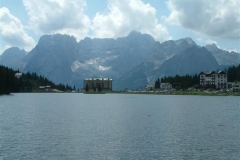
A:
[
  {"xmin": 165, "ymin": 0, "xmax": 240, "ymax": 39},
  {"xmin": 225, "ymin": 48, "xmax": 238, "ymax": 53},
  {"xmin": 71, "ymin": 59, "xmax": 111, "ymax": 72},
  {"xmin": 205, "ymin": 39, "xmax": 219, "ymax": 47},
  {"xmin": 22, "ymin": 0, "xmax": 171, "ymax": 42},
  {"xmin": 91, "ymin": 0, "xmax": 171, "ymax": 42},
  {"xmin": 0, "ymin": 7, "xmax": 35, "ymax": 51},
  {"xmin": 23, "ymin": 0, "xmax": 91, "ymax": 41}
]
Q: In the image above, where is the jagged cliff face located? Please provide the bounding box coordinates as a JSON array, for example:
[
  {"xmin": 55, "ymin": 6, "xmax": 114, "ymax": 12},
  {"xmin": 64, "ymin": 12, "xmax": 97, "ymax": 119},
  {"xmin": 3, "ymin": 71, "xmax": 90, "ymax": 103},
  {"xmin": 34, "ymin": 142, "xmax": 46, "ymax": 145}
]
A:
[
  {"xmin": 114, "ymin": 37, "xmax": 198, "ymax": 90},
  {"xmin": 75, "ymin": 31, "xmax": 156, "ymax": 80},
  {"xmin": 1, "ymin": 31, "xmax": 239, "ymax": 90},
  {"xmin": 22, "ymin": 34, "xmax": 79, "ymax": 84},
  {"xmin": 205, "ymin": 44, "xmax": 240, "ymax": 65},
  {"xmin": 157, "ymin": 46, "xmax": 220, "ymax": 76},
  {"xmin": 0, "ymin": 47, "xmax": 26, "ymax": 69},
  {"xmin": 18, "ymin": 31, "xmax": 155, "ymax": 87}
]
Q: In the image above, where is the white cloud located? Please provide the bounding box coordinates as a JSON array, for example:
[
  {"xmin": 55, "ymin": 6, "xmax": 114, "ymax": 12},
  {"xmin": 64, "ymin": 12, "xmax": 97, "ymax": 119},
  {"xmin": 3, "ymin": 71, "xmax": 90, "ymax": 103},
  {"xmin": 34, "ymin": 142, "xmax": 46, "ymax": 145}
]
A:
[
  {"xmin": 71, "ymin": 59, "xmax": 111, "ymax": 72},
  {"xmin": 165, "ymin": 0, "xmax": 240, "ymax": 39},
  {"xmin": 22, "ymin": 0, "xmax": 171, "ymax": 42},
  {"xmin": 91, "ymin": 0, "xmax": 171, "ymax": 42},
  {"xmin": 225, "ymin": 48, "xmax": 238, "ymax": 53},
  {"xmin": 205, "ymin": 39, "xmax": 219, "ymax": 47},
  {"xmin": 197, "ymin": 37, "xmax": 221, "ymax": 47},
  {"xmin": 0, "ymin": 7, "xmax": 35, "ymax": 52},
  {"xmin": 196, "ymin": 37, "xmax": 240, "ymax": 53},
  {"xmin": 23, "ymin": 0, "xmax": 91, "ymax": 41}
]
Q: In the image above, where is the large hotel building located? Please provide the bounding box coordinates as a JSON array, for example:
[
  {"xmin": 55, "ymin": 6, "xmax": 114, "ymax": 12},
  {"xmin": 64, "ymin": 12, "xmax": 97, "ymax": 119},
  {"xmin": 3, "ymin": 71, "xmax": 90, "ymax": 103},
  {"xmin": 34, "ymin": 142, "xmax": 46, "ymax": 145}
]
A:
[
  {"xmin": 200, "ymin": 71, "xmax": 228, "ymax": 89},
  {"xmin": 84, "ymin": 78, "xmax": 112, "ymax": 91}
]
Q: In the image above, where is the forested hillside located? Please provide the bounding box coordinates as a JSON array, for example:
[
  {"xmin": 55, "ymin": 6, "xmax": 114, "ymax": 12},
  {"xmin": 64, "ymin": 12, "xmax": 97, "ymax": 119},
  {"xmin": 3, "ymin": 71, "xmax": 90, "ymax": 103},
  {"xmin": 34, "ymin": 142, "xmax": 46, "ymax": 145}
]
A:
[{"xmin": 0, "ymin": 65, "xmax": 73, "ymax": 95}]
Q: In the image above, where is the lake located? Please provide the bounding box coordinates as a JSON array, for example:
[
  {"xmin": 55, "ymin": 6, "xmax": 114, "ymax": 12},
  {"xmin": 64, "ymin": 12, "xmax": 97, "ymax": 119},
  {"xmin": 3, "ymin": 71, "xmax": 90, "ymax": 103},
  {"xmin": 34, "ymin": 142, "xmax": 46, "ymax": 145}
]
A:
[{"xmin": 0, "ymin": 93, "xmax": 239, "ymax": 160}]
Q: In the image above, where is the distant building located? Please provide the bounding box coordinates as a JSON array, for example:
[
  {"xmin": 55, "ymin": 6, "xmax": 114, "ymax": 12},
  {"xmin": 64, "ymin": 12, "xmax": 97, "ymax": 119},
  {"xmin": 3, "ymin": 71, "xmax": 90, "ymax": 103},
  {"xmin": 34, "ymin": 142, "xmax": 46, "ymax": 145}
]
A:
[
  {"xmin": 39, "ymin": 86, "xmax": 45, "ymax": 90},
  {"xmin": 232, "ymin": 83, "xmax": 240, "ymax": 92},
  {"xmin": 84, "ymin": 78, "xmax": 112, "ymax": 91},
  {"xmin": 200, "ymin": 71, "xmax": 228, "ymax": 89},
  {"xmin": 146, "ymin": 83, "xmax": 172, "ymax": 91},
  {"xmin": 228, "ymin": 82, "xmax": 235, "ymax": 89},
  {"xmin": 15, "ymin": 73, "xmax": 22, "ymax": 79},
  {"xmin": 145, "ymin": 84, "xmax": 154, "ymax": 91},
  {"xmin": 160, "ymin": 83, "xmax": 172, "ymax": 91},
  {"xmin": 39, "ymin": 85, "xmax": 52, "ymax": 91}
]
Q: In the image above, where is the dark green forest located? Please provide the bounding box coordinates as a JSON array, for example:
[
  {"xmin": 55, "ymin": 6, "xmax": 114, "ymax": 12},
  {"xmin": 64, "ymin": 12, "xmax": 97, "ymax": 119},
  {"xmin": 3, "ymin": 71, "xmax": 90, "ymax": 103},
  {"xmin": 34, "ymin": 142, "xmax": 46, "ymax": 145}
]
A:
[
  {"xmin": 0, "ymin": 65, "xmax": 73, "ymax": 95},
  {"xmin": 155, "ymin": 64, "xmax": 240, "ymax": 89},
  {"xmin": 227, "ymin": 64, "xmax": 240, "ymax": 82},
  {"xmin": 155, "ymin": 74, "xmax": 199, "ymax": 89}
]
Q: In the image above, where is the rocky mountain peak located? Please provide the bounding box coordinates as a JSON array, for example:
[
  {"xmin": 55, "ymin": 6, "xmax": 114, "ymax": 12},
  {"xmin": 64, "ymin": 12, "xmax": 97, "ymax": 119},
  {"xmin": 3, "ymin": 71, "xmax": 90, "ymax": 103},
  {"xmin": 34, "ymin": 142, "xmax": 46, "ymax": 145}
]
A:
[
  {"xmin": 127, "ymin": 30, "xmax": 142, "ymax": 37},
  {"xmin": 205, "ymin": 44, "xmax": 240, "ymax": 65},
  {"xmin": 157, "ymin": 45, "xmax": 220, "ymax": 77},
  {"xmin": 174, "ymin": 37, "xmax": 196, "ymax": 46},
  {"xmin": 38, "ymin": 34, "xmax": 77, "ymax": 47},
  {"xmin": 123, "ymin": 31, "xmax": 155, "ymax": 45},
  {"xmin": 0, "ymin": 47, "xmax": 26, "ymax": 67},
  {"xmin": 205, "ymin": 44, "xmax": 219, "ymax": 52},
  {"xmin": 184, "ymin": 37, "xmax": 196, "ymax": 45}
]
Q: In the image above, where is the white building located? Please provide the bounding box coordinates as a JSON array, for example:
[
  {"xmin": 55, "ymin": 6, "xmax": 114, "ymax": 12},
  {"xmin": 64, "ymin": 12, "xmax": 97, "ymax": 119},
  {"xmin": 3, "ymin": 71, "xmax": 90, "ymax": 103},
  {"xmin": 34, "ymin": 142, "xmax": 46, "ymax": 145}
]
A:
[
  {"xmin": 160, "ymin": 83, "xmax": 172, "ymax": 91},
  {"xmin": 145, "ymin": 84, "xmax": 155, "ymax": 91},
  {"xmin": 15, "ymin": 73, "xmax": 22, "ymax": 79},
  {"xmin": 200, "ymin": 71, "xmax": 228, "ymax": 89},
  {"xmin": 232, "ymin": 83, "xmax": 240, "ymax": 92}
]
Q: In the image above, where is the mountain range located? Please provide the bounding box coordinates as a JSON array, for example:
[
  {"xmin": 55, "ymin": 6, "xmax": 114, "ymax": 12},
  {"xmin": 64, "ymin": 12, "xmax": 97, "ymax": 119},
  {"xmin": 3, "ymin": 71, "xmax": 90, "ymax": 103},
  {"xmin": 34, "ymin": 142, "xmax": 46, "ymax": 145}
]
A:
[{"xmin": 1, "ymin": 31, "xmax": 239, "ymax": 90}]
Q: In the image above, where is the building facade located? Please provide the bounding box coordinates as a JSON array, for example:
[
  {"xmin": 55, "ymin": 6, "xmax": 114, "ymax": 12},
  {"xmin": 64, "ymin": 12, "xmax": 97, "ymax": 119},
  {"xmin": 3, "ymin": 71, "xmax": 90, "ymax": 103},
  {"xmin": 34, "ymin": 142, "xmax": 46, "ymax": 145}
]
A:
[
  {"xmin": 160, "ymin": 83, "xmax": 172, "ymax": 91},
  {"xmin": 84, "ymin": 78, "xmax": 112, "ymax": 91},
  {"xmin": 15, "ymin": 73, "xmax": 22, "ymax": 79},
  {"xmin": 145, "ymin": 84, "xmax": 155, "ymax": 91},
  {"xmin": 200, "ymin": 71, "xmax": 228, "ymax": 89},
  {"xmin": 232, "ymin": 83, "xmax": 240, "ymax": 92},
  {"xmin": 146, "ymin": 83, "xmax": 172, "ymax": 91}
]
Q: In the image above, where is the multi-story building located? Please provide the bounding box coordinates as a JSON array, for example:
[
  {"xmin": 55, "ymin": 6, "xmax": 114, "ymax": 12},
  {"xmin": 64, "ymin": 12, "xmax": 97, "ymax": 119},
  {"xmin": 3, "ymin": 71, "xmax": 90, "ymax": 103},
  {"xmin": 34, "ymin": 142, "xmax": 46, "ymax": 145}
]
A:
[
  {"xmin": 232, "ymin": 83, "xmax": 240, "ymax": 92},
  {"xmin": 160, "ymin": 83, "xmax": 172, "ymax": 91},
  {"xmin": 84, "ymin": 78, "xmax": 112, "ymax": 91},
  {"xmin": 200, "ymin": 71, "xmax": 228, "ymax": 89}
]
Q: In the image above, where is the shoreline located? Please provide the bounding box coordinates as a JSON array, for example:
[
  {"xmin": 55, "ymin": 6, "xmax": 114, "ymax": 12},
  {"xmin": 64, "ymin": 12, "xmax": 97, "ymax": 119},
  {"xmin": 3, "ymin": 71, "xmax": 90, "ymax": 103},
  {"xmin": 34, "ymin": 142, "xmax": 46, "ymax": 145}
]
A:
[{"xmin": 1, "ymin": 90, "xmax": 240, "ymax": 96}]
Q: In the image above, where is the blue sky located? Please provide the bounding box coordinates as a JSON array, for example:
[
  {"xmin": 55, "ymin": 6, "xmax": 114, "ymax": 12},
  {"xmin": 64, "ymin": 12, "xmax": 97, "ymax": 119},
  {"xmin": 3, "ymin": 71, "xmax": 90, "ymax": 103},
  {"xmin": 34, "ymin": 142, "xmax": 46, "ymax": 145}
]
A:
[{"xmin": 0, "ymin": 0, "xmax": 240, "ymax": 54}]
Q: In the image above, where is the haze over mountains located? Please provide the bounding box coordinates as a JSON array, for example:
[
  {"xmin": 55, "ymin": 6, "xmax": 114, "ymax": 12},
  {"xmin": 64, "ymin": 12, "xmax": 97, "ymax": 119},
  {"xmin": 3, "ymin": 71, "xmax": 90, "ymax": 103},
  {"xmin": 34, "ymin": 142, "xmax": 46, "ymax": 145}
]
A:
[{"xmin": 1, "ymin": 31, "xmax": 239, "ymax": 90}]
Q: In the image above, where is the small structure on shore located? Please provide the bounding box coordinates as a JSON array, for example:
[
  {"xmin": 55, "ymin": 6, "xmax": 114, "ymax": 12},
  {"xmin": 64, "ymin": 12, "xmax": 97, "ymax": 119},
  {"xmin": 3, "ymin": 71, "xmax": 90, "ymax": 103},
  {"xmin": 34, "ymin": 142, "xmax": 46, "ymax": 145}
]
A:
[
  {"xmin": 145, "ymin": 84, "xmax": 155, "ymax": 91},
  {"xmin": 39, "ymin": 85, "xmax": 52, "ymax": 91},
  {"xmin": 15, "ymin": 73, "xmax": 22, "ymax": 79},
  {"xmin": 146, "ymin": 83, "xmax": 172, "ymax": 91},
  {"xmin": 232, "ymin": 83, "xmax": 240, "ymax": 92}
]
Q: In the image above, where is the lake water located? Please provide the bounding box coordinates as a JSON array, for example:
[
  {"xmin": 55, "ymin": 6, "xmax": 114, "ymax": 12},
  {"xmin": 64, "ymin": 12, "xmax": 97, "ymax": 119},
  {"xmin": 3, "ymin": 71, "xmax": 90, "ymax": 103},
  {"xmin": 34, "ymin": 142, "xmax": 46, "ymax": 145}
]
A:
[{"xmin": 0, "ymin": 93, "xmax": 239, "ymax": 160}]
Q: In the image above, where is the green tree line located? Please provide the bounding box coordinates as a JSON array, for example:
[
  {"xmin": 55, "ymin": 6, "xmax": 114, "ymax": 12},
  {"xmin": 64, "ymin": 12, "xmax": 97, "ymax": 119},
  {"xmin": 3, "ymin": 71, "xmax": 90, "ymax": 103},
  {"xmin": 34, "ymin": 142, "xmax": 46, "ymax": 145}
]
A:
[
  {"xmin": 227, "ymin": 64, "xmax": 240, "ymax": 82},
  {"xmin": 0, "ymin": 65, "xmax": 73, "ymax": 95},
  {"xmin": 156, "ymin": 74, "xmax": 199, "ymax": 89},
  {"xmin": 155, "ymin": 64, "xmax": 240, "ymax": 89}
]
